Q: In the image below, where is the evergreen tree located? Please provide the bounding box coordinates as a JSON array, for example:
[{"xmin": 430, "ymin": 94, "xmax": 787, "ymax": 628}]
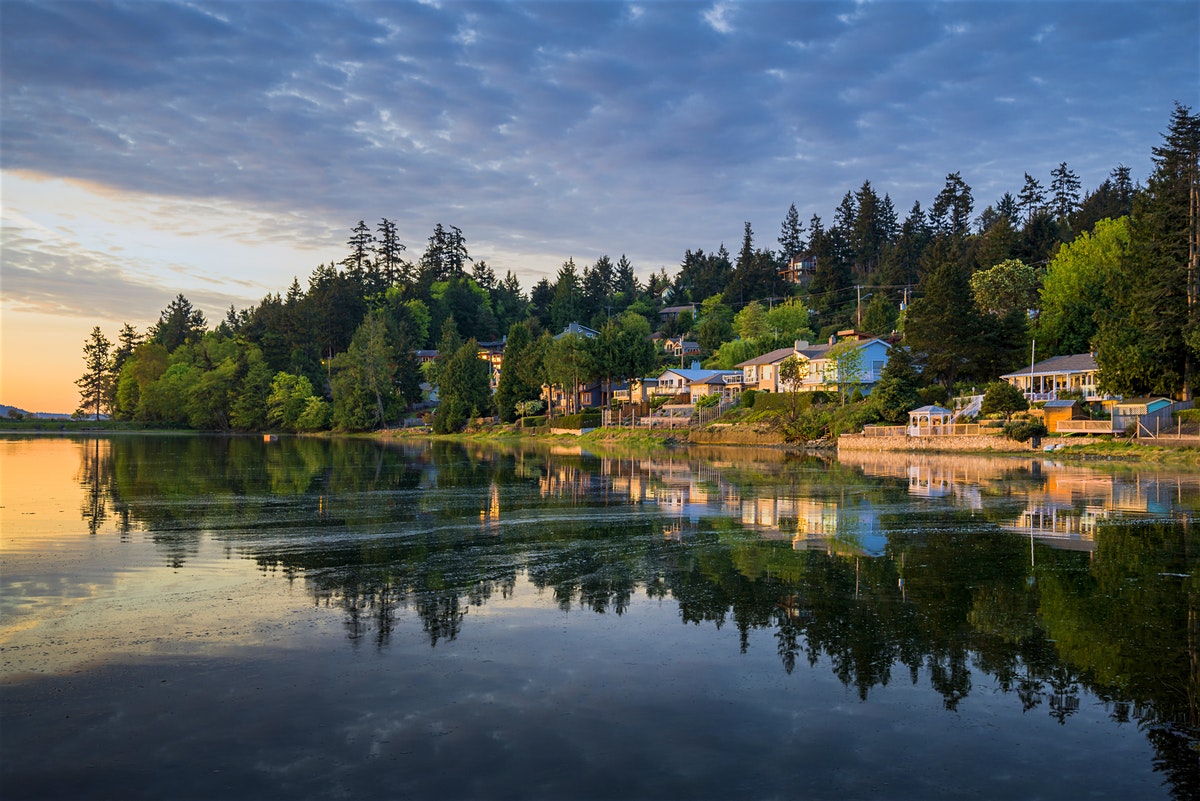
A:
[
  {"xmin": 1095, "ymin": 103, "xmax": 1200, "ymax": 397},
  {"xmin": 614, "ymin": 255, "xmax": 638, "ymax": 300},
  {"xmin": 491, "ymin": 270, "xmax": 529, "ymax": 334},
  {"xmin": 433, "ymin": 338, "xmax": 492, "ymax": 433},
  {"xmin": 374, "ymin": 218, "xmax": 408, "ymax": 288},
  {"xmin": 494, "ymin": 320, "xmax": 540, "ymax": 423},
  {"xmin": 852, "ymin": 180, "xmax": 886, "ymax": 277},
  {"xmin": 470, "ymin": 259, "xmax": 497, "ymax": 292},
  {"xmin": 904, "ymin": 238, "xmax": 988, "ymax": 388},
  {"xmin": 330, "ymin": 310, "xmax": 400, "ymax": 431},
  {"xmin": 150, "ymin": 294, "xmax": 207, "ymax": 352},
  {"xmin": 929, "ymin": 172, "xmax": 974, "ymax": 238},
  {"xmin": 75, "ymin": 326, "xmax": 112, "ymax": 420},
  {"xmin": 881, "ymin": 202, "xmax": 930, "ymax": 288},
  {"xmin": 529, "ymin": 277, "xmax": 555, "ymax": 330},
  {"xmin": 778, "ymin": 203, "xmax": 805, "ymax": 263},
  {"xmin": 343, "ymin": 220, "xmax": 375, "ymax": 287},
  {"xmin": 550, "ymin": 258, "xmax": 584, "ymax": 330},
  {"xmin": 1018, "ymin": 173, "xmax": 1047, "ymax": 223},
  {"xmin": 868, "ymin": 345, "xmax": 921, "ymax": 424},
  {"xmin": 1049, "ymin": 162, "xmax": 1082, "ymax": 223}
]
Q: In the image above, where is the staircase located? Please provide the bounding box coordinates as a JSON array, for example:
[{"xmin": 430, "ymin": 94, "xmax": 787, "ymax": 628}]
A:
[{"xmin": 952, "ymin": 394, "xmax": 983, "ymax": 422}]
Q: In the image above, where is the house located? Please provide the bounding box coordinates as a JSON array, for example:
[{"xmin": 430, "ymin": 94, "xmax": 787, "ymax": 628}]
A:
[
  {"xmin": 477, "ymin": 338, "xmax": 506, "ymax": 390},
  {"xmin": 613, "ymin": 377, "xmax": 659, "ymax": 404},
  {"xmin": 736, "ymin": 336, "xmax": 892, "ymax": 395},
  {"xmin": 663, "ymin": 337, "xmax": 702, "ymax": 358},
  {"xmin": 658, "ymin": 304, "xmax": 697, "ymax": 324},
  {"xmin": 654, "ymin": 364, "xmax": 742, "ymax": 400},
  {"xmin": 688, "ymin": 372, "xmax": 744, "ymax": 404},
  {"xmin": 737, "ymin": 346, "xmax": 799, "ymax": 393},
  {"xmin": 555, "ymin": 322, "xmax": 600, "ymax": 339},
  {"xmin": 779, "ymin": 253, "xmax": 817, "ymax": 285},
  {"xmin": 1000, "ymin": 353, "xmax": 1107, "ymax": 401}
]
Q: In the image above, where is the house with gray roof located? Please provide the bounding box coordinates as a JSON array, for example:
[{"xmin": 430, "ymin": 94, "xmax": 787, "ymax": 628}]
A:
[{"xmin": 1000, "ymin": 353, "xmax": 1109, "ymax": 401}]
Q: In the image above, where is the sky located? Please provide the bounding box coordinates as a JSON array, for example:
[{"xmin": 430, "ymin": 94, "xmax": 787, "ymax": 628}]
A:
[{"xmin": 2, "ymin": 1, "xmax": 1197, "ymax": 414}]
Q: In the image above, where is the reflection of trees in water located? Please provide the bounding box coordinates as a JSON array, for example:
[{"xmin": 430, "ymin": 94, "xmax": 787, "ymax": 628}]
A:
[{"xmin": 80, "ymin": 436, "xmax": 1199, "ymax": 796}]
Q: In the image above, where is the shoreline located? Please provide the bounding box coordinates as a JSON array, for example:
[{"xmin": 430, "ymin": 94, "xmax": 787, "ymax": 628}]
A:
[{"xmin": 6, "ymin": 420, "xmax": 1198, "ymax": 466}]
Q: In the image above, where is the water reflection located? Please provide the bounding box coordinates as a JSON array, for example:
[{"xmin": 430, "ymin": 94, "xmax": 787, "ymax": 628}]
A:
[{"xmin": 3, "ymin": 435, "xmax": 1199, "ymax": 798}]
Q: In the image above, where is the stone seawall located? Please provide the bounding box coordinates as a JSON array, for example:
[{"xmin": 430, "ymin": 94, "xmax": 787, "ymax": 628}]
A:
[{"xmin": 838, "ymin": 433, "xmax": 1045, "ymax": 453}]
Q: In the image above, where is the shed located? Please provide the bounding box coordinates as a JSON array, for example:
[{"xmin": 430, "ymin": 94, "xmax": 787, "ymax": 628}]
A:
[{"xmin": 1043, "ymin": 399, "xmax": 1085, "ymax": 433}]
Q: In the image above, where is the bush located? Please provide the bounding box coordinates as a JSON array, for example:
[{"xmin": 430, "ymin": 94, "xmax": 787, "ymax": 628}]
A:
[
  {"xmin": 695, "ymin": 393, "xmax": 721, "ymax": 409},
  {"xmin": 520, "ymin": 415, "xmax": 547, "ymax": 428},
  {"xmin": 556, "ymin": 412, "xmax": 601, "ymax": 430},
  {"xmin": 981, "ymin": 381, "xmax": 1029, "ymax": 419},
  {"xmin": 741, "ymin": 389, "xmax": 758, "ymax": 408},
  {"xmin": 1002, "ymin": 419, "xmax": 1048, "ymax": 442}
]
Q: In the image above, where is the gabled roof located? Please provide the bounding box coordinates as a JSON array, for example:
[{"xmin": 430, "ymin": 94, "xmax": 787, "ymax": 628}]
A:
[
  {"xmin": 735, "ymin": 346, "xmax": 796, "ymax": 368},
  {"xmin": 660, "ymin": 368, "xmax": 739, "ymax": 383},
  {"xmin": 555, "ymin": 322, "xmax": 600, "ymax": 339},
  {"xmin": 909, "ymin": 404, "xmax": 953, "ymax": 415},
  {"xmin": 1001, "ymin": 353, "xmax": 1097, "ymax": 379}
]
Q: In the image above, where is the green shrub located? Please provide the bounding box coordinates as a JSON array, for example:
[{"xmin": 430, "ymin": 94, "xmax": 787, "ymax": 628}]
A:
[
  {"xmin": 1002, "ymin": 419, "xmax": 1048, "ymax": 442},
  {"xmin": 741, "ymin": 389, "xmax": 758, "ymax": 408},
  {"xmin": 520, "ymin": 415, "xmax": 547, "ymax": 428},
  {"xmin": 556, "ymin": 412, "xmax": 601, "ymax": 430}
]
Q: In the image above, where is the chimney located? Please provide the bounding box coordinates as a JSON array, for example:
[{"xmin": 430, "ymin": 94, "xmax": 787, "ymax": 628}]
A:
[
  {"xmin": 829, "ymin": 334, "xmax": 836, "ymax": 345},
  {"xmin": 691, "ymin": 360, "xmax": 701, "ymax": 370},
  {"xmin": 795, "ymin": 339, "xmax": 809, "ymax": 351}
]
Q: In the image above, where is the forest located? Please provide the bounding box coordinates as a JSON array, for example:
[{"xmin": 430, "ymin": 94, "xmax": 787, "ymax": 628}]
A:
[{"xmin": 72, "ymin": 103, "xmax": 1199, "ymax": 434}]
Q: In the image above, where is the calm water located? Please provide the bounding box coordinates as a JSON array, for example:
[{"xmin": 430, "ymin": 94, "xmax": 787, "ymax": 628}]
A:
[{"xmin": 1, "ymin": 434, "xmax": 1198, "ymax": 801}]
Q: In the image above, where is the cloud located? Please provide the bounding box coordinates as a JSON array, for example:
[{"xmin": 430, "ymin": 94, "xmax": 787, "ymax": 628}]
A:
[{"xmin": 1, "ymin": 0, "xmax": 1196, "ymax": 279}]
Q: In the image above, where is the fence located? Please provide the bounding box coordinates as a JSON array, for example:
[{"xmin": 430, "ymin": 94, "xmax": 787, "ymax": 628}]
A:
[{"xmin": 861, "ymin": 424, "xmax": 997, "ymax": 438}]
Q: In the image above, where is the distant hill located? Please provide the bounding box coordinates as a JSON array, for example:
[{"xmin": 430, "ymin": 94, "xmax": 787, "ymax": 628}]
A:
[{"xmin": 1, "ymin": 404, "xmax": 77, "ymax": 421}]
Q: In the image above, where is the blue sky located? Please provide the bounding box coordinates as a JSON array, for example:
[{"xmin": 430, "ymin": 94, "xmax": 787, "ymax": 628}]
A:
[{"xmin": 2, "ymin": 0, "xmax": 1197, "ymax": 411}]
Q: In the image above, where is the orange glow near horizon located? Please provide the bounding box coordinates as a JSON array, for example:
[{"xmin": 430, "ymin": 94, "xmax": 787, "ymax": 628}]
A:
[{"xmin": 1, "ymin": 308, "xmax": 109, "ymax": 414}]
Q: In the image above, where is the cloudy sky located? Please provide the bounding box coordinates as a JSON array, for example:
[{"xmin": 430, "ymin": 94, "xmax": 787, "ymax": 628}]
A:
[{"xmin": 2, "ymin": 0, "xmax": 1197, "ymax": 413}]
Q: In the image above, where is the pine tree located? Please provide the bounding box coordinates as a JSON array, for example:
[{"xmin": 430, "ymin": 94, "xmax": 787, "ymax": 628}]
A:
[
  {"xmin": 75, "ymin": 326, "xmax": 113, "ymax": 420},
  {"xmin": 1095, "ymin": 103, "xmax": 1200, "ymax": 397},
  {"xmin": 778, "ymin": 203, "xmax": 805, "ymax": 263},
  {"xmin": 1050, "ymin": 162, "xmax": 1082, "ymax": 223},
  {"xmin": 374, "ymin": 218, "xmax": 408, "ymax": 288}
]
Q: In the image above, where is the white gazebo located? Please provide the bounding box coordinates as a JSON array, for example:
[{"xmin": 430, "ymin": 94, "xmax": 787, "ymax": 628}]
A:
[{"xmin": 907, "ymin": 405, "xmax": 954, "ymax": 436}]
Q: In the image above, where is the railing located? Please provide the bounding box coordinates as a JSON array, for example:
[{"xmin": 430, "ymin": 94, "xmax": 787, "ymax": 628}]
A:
[
  {"xmin": 862, "ymin": 426, "xmax": 906, "ymax": 437},
  {"xmin": 908, "ymin": 424, "xmax": 993, "ymax": 437},
  {"xmin": 1055, "ymin": 419, "xmax": 1117, "ymax": 434}
]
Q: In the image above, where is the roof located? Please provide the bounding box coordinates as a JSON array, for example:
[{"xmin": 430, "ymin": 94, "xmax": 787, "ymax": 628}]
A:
[
  {"xmin": 660, "ymin": 368, "xmax": 740, "ymax": 383},
  {"xmin": 1043, "ymin": 399, "xmax": 1079, "ymax": 408},
  {"xmin": 735, "ymin": 346, "xmax": 797, "ymax": 368},
  {"xmin": 555, "ymin": 322, "xmax": 600, "ymax": 339},
  {"xmin": 1114, "ymin": 397, "xmax": 1173, "ymax": 410},
  {"xmin": 694, "ymin": 373, "xmax": 739, "ymax": 385},
  {"xmin": 1001, "ymin": 353, "xmax": 1097, "ymax": 379},
  {"xmin": 909, "ymin": 405, "xmax": 953, "ymax": 415}
]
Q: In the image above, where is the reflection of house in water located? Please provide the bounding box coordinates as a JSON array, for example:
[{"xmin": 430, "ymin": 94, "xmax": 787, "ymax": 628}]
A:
[{"xmin": 840, "ymin": 450, "xmax": 1200, "ymax": 554}]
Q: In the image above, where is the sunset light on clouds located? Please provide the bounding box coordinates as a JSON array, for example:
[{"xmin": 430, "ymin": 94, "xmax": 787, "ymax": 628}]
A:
[{"xmin": 2, "ymin": 0, "xmax": 1197, "ymax": 413}]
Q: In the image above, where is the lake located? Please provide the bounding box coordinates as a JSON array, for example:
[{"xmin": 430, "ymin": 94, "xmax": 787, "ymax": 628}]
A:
[{"xmin": 1, "ymin": 434, "xmax": 1198, "ymax": 800}]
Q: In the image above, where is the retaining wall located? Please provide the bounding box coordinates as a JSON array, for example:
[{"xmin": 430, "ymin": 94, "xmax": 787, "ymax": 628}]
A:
[{"xmin": 838, "ymin": 433, "xmax": 1046, "ymax": 453}]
